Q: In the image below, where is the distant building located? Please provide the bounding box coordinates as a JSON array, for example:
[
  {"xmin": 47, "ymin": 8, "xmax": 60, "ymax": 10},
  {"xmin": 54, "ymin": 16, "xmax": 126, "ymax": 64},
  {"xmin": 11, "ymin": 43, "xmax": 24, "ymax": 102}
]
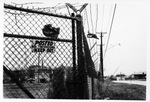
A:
[
  {"xmin": 116, "ymin": 74, "xmax": 126, "ymax": 81},
  {"xmin": 28, "ymin": 65, "xmax": 52, "ymax": 83},
  {"xmin": 3, "ymin": 69, "xmax": 28, "ymax": 83},
  {"xmin": 131, "ymin": 72, "xmax": 146, "ymax": 79}
]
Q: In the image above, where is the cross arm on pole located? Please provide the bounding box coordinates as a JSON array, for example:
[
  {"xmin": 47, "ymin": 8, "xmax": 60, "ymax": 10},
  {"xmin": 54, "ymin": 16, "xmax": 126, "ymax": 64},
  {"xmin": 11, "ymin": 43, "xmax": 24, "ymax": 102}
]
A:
[
  {"xmin": 66, "ymin": 3, "xmax": 88, "ymax": 14},
  {"xmin": 79, "ymin": 3, "xmax": 88, "ymax": 13},
  {"xmin": 66, "ymin": 3, "xmax": 78, "ymax": 13}
]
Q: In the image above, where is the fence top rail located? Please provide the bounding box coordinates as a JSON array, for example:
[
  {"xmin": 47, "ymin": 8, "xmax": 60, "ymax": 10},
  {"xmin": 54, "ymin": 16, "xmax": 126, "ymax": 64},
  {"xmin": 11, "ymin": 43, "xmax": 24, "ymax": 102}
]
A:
[
  {"xmin": 4, "ymin": 4, "xmax": 77, "ymax": 20},
  {"xmin": 4, "ymin": 33, "xmax": 72, "ymax": 43}
]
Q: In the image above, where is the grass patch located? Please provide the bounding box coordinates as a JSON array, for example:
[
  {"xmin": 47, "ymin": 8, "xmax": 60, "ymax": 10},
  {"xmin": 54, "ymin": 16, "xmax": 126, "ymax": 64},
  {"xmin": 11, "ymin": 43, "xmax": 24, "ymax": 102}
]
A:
[{"xmin": 97, "ymin": 80, "xmax": 146, "ymax": 100}]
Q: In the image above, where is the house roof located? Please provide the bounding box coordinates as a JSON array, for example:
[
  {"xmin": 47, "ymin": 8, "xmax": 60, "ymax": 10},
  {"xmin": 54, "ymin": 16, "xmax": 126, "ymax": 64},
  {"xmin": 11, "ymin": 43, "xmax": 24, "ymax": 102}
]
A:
[
  {"xmin": 132, "ymin": 71, "xmax": 146, "ymax": 75},
  {"xmin": 116, "ymin": 74, "xmax": 126, "ymax": 77}
]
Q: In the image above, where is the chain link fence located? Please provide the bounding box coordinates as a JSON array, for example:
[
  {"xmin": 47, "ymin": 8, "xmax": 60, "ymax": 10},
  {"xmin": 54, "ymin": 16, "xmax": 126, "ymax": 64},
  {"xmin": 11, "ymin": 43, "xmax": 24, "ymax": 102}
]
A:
[
  {"xmin": 3, "ymin": 4, "xmax": 76, "ymax": 99},
  {"xmin": 3, "ymin": 3, "xmax": 101, "ymax": 99}
]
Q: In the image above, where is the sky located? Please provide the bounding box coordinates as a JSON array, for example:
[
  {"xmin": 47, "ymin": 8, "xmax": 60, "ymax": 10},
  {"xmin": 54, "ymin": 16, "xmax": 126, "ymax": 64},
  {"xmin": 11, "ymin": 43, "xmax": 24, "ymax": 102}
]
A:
[
  {"xmin": 2, "ymin": 0, "xmax": 150, "ymax": 76},
  {"xmin": 82, "ymin": 3, "xmax": 148, "ymax": 76},
  {"xmin": 102, "ymin": 4, "xmax": 148, "ymax": 76}
]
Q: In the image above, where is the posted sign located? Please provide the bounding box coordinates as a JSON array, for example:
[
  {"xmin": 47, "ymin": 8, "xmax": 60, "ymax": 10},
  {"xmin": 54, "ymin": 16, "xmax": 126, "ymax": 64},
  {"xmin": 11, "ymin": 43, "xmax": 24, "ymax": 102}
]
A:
[{"xmin": 31, "ymin": 40, "xmax": 55, "ymax": 53}]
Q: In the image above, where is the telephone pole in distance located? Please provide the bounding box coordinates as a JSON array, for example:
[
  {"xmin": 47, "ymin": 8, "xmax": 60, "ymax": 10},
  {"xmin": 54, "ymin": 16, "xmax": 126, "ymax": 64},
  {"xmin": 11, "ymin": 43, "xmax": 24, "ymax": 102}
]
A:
[{"xmin": 97, "ymin": 32, "xmax": 106, "ymax": 82}]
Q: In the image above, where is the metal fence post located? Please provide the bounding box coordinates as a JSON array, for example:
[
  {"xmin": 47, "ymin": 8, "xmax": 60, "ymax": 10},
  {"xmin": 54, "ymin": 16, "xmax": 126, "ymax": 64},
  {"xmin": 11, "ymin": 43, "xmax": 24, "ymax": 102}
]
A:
[
  {"xmin": 76, "ymin": 14, "xmax": 86, "ymax": 99},
  {"xmin": 71, "ymin": 13, "xmax": 77, "ymax": 99}
]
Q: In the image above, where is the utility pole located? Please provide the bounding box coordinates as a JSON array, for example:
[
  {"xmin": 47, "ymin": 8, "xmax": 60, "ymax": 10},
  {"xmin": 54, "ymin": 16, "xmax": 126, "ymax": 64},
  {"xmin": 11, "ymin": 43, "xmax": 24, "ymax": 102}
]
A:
[
  {"xmin": 97, "ymin": 32, "xmax": 106, "ymax": 82},
  {"xmin": 100, "ymin": 32, "xmax": 104, "ymax": 82},
  {"xmin": 38, "ymin": 52, "xmax": 40, "ymax": 83}
]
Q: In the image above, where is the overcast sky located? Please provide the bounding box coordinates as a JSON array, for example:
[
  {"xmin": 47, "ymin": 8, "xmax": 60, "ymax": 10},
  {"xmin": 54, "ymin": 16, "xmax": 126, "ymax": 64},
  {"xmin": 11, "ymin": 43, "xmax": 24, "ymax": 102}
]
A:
[
  {"xmin": 2, "ymin": 0, "xmax": 150, "ymax": 76},
  {"xmin": 82, "ymin": 3, "xmax": 148, "ymax": 76},
  {"xmin": 100, "ymin": 3, "xmax": 148, "ymax": 76}
]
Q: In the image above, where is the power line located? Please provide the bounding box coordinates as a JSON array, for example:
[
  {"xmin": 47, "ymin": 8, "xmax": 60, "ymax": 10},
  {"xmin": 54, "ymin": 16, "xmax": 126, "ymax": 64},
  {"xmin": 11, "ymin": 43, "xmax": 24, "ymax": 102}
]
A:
[
  {"xmin": 84, "ymin": 8, "xmax": 92, "ymax": 48},
  {"xmin": 95, "ymin": 4, "xmax": 99, "ymax": 63},
  {"xmin": 11, "ymin": 2, "xmax": 43, "ymax": 6},
  {"xmin": 83, "ymin": 4, "xmax": 97, "ymax": 62},
  {"xmin": 95, "ymin": 4, "xmax": 98, "ymax": 33},
  {"xmin": 90, "ymin": 42, "xmax": 97, "ymax": 51},
  {"xmin": 104, "ymin": 4, "xmax": 117, "ymax": 57},
  {"xmin": 89, "ymin": 4, "xmax": 99, "ymax": 66},
  {"xmin": 83, "ymin": 11, "xmax": 87, "ymax": 34},
  {"xmin": 101, "ymin": 4, "xmax": 105, "ymax": 31},
  {"xmin": 89, "ymin": 4, "xmax": 96, "ymax": 59},
  {"xmin": 84, "ymin": 8, "xmax": 91, "ymax": 50},
  {"xmin": 89, "ymin": 4, "xmax": 94, "ymax": 33},
  {"xmin": 84, "ymin": 8, "xmax": 90, "ymax": 32},
  {"xmin": 105, "ymin": 4, "xmax": 113, "ymax": 32}
]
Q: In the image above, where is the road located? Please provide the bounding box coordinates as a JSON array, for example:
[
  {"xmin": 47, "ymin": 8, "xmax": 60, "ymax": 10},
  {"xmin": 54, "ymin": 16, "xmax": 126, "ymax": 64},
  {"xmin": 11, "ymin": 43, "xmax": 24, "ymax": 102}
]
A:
[{"xmin": 113, "ymin": 80, "xmax": 146, "ymax": 86}]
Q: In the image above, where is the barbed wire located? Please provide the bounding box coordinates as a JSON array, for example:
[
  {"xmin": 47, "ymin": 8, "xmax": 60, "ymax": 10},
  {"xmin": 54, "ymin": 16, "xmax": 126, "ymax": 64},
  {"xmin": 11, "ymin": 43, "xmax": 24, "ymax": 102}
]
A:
[{"xmin": 4, "ymin": 3, "xmax": 70, "ymax": 17}]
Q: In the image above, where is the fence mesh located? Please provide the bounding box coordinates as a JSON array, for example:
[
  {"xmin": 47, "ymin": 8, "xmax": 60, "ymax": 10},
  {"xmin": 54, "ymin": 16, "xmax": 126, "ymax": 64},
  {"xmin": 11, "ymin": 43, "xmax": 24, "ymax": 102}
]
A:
[{"xmin": 3, "ymin": 4, "xmax": 75, "ymax": 99}]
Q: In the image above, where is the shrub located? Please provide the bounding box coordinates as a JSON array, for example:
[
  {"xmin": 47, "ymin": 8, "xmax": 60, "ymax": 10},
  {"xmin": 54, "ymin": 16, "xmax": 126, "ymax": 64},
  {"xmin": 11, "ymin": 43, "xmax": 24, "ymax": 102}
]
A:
[{"xmin": 47, "ymin": 65, "xmax": 73, "ymax": 99}]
